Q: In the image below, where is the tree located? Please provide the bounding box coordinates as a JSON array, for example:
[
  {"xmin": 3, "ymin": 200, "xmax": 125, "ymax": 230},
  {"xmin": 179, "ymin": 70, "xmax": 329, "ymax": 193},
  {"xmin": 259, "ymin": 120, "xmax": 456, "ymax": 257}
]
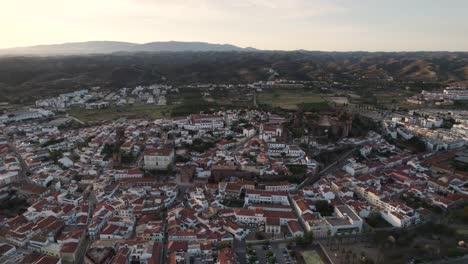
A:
[
  {"xmin": 286, "ymin": 240, "xmax": 293, "ymax": 249},
  {"xmin": 190, "ymin": 139, "xmax": 215, "ymax": 153},
  {"xmin": 101, "ymin": 143, "xmax": 116, "ymax": 159},
  {"xmin": 406, "ymin": 137, "xmax": 427, "ymax": 152},
  {"xmin": 256, "ymin": 231, "xmax": 267, "ymax": 240},
  {"xmin": 295, "ymin": 236, "xmax": 304, "ymax": 246},
  {"xmin": 304, "ymin": 232, "xmax": 313, "ymax": 244},
  {"xmin": 175, "ymin": 155, "xmax": 190, "ymax": 163},
  {"xmin": 49, "ymin": 150, "xmax": 63, "ymax": 162},
  {"xmin": 315, "ymin": 200, "xmax": 334, "ymax": 216},
  {"xmin": 463, "ymin": 206, "xmax": 468, "ymax": 221}
]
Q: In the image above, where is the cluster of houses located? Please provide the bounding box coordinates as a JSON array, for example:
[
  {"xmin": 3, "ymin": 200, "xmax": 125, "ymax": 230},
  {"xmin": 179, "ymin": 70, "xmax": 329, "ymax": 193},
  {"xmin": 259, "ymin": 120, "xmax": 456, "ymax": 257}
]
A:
[
  {"xmin": 383, "ymin": 109, "xmax": 468, "ymax": 151},
  {"xmin": 407, "ymin": 86, "xmax": 468, "ymax": 105},
  {"xmin": 0, "ymin": 101, "xmax": 467, "ymax": 264},
  {"xmin": 335, "ymin": 141, "xmax": 468, "ymax": 228},
  {"xmin": 0, "ymin": 109, "xmax": 314, "ymax": 263},
  {"xmin": 0, "ymin": 136, "xmax": 21, "ymax": 187},
  {"xmin": 35, "ymin": 84, "xmax": 176, "ymax": 111},
  {"xmin": 0, "ymin": 108, "xmax": 54, "ymax": 124}
]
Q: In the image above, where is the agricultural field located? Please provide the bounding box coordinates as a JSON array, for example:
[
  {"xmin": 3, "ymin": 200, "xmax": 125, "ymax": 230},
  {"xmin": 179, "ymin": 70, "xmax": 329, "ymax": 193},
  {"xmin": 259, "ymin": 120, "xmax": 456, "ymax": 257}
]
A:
[
  {"xmin": 323, "ymin": 96, "xmax": 349, "ymax": 105},
  {"xmin": 67, "ymin": 104, "xmax": 173, "ymax": 123},
  {"xmin": 258, "ymin": 89, "xmax": 326, "ymax": 110}
]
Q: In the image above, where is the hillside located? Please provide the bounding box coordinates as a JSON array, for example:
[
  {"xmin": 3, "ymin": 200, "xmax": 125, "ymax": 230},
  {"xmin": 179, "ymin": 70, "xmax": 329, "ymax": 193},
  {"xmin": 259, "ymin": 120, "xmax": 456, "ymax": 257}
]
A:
[
  {"xmin": 0, "ymin": 41, "xmax": 255, "ymax": 56},
  {"xmin": 0, "ymin": 51, "xmax": 467, "ymax": 103}
]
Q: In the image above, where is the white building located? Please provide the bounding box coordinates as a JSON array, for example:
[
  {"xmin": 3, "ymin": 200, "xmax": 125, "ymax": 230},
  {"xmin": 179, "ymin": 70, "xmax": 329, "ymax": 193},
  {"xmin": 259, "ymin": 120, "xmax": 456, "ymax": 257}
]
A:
[
  {"xmin": 144, "ymin": 148, "xmax": 175, "ymax": 170},
  {"xmin": 244, "ymin": 190, "xmax": 290, "ymax": 206},
  {"xmin": 325, "ymin": 205, "xmax": 363, "ymax": 236},
  {"xmin": 343, "ymin": 160, "xmax": 368, "ymax": 176},
  {"xmin": 243, "ymin": 128, "xmax": 256, "ymax": 137},
  {"xmin": 0, "ymin": 109, "xmax": 54, "ymax": 124},
  {"xmin": 397, "ymin": 127, "xmax": 414, "ymax": 140},
  {"xmin": 380, "ymin": 210, "xmax": 420, "ymax": 228}
]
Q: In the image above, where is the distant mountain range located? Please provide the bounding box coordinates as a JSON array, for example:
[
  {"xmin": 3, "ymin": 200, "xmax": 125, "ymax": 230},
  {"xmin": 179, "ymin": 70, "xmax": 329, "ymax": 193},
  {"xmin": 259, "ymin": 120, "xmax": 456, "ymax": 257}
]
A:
[{"xmin": 0, "ymin": 41, "xmax": 258, "ymax": 56}]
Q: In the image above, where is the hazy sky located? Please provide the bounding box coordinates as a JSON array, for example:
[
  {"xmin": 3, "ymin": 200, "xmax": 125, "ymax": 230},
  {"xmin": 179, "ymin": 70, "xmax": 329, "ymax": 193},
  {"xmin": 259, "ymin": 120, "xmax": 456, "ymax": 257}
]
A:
[{"xmin": 2, "ymin": 0, "xmax": 467, "ymax": 51}]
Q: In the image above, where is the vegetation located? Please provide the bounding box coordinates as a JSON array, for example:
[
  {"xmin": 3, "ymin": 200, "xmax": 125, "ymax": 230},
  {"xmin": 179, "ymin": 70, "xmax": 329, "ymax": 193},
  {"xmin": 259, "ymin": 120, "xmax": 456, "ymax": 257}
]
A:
[
  {"xmin": 41, "ymin": 138, "xmax": 65, "ymax": 147},
  {"xmin": 170, "ymin": 93, "xmax": 219, "ymax": 117},
  {"xmin": 48, "ymin": 150, "xmax": 64, "ymax": 162},
  {"xmin": 223, "ymin": 198, "xmax": 245, "ymax": 208},
  {"xmin": 437, "ymin": 100, "xmax": 468, "ymax": 111},
  {"xmin": 447, "ymin": 247, "xmax": 468, "ymax": 258},
  {"xmin": 255, "ymin": 231, "xmax": 267, "ymax": 240},
  {"xmin": 295, "ymin": 232, "xmax": 314, "ymax": 246},
  {"xmin": 401, "ymin": 194, "xmax": 443, "ymax": 214},
  {"xmin": 3, "ymin": 51, "xmax": 465, "ymax": 103},
  {"xmin": 349, "ymin": 115, "xmax": 379, "ymax": 137},
  {"xmin": 300, "ymin": 102, "xmax": 330, "ymax": 112},
  {"xmin": 188, "ymin": 138, "xmax": 215, "ymax": 153},
  {"xmin": 175, "ymin": 155, "xmax": 191, "ymax": 163},
  {"xmin": 301, "ymin": 250, "xmax": 324, "ymax": 264},
  {"xmin": 101, "ymin": 143, "xmax": 117, "ymax": 159},
  {"xmin": 258, "ymin": 89, "xmax": 325, "ymax": 110},
  {"xmin": 370, "ymin": 221, "xmax": 468, "ymax": 263},
  {"xmin": 418, "ymin": 222, "xmax": 456, "ymax": 236},
  {"xmin": 286, "ymin": 164, "xmax": 308, "ymax": 175},
  {"xmin": 121, "ymin": 152, "xmax": 137, "ymax": 164},
  {"xmin": 315, "ymin": 200, "xmax": 334, "ymax": 216},
  {"xmin": 365, "ymin": 214, "xmax": 392, "ymax": 228},
  {"xmin": 406, "ymin": 137, "xmax": 427, "ymax": 152},
  {"xmin": 451, "ymin": 160, "xmax": 468, "ymax": 171},
  {"xmin": 68, "ymin": 104, "xmax": 173, "ymax": 122},
  {"xmin": 0, "ymin": 197, "xmax": 30, "ymax": 217},
  {"xmin": 448, "ymin": 204, "xmax": 468, "ymax": 224}
]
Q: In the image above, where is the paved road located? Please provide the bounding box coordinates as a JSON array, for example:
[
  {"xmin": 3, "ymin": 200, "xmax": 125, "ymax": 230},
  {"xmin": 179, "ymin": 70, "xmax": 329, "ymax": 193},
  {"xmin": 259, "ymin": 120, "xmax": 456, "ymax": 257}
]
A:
[
  {"xmin": 271, "ymin": 242, "xmax": 292, "ymax": 264},
  {"xmin": 67, "ymin": 114, "xmax": 86, "ymax": 125},
  {"xmin": 234, "ymin": 239, "xmax": 247, "ymax": 264},
  {"xmin": 296, "ymin": 147, "xmax": 356, "ymax": 190},
  {"xmin": 253, "ymin": 244, "xmax": 268, "ymax": 264},
  {"xmin": 161, "ymin": 209, "xmax": 168, "ymax": 264}
]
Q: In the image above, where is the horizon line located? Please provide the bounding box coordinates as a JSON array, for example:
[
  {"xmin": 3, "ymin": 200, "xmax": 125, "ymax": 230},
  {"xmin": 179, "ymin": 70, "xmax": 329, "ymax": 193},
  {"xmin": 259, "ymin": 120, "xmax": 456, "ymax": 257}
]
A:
[{"xmin": 1, "ymin": 40, "xmax": 468, "ymax": 53}]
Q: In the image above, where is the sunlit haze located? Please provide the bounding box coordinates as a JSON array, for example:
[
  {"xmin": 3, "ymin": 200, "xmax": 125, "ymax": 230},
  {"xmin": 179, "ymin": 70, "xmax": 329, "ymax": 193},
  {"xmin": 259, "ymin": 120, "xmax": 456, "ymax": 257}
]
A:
[{"xmin": 2, "ymin": 0, "xmax": 468, "ymax": 51}]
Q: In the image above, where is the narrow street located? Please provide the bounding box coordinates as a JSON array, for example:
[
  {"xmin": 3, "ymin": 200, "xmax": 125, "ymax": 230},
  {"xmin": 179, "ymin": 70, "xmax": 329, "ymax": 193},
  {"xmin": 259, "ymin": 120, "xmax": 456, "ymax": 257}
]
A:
[
  {"xmin": 7, "ymin": 140, "xmax": 31, "ymax": 184},
  {"xmin": 296, "ymin": 147, "xmax": 356, "ymax": 190}
]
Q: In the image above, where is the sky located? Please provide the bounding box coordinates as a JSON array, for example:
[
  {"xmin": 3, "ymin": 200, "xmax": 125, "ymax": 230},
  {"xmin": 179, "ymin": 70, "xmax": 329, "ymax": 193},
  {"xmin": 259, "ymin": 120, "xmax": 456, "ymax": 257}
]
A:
[{"xmin": 1, "ymin": 0, "xmax": 467, "ymax": 51}]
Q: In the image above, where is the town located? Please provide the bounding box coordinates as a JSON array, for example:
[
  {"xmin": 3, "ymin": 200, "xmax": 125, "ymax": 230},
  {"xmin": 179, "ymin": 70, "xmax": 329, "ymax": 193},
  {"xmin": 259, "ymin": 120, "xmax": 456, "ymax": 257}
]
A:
[{"xmin": 0, "ymin": 83, "xmax": 467, "ymax": 264}]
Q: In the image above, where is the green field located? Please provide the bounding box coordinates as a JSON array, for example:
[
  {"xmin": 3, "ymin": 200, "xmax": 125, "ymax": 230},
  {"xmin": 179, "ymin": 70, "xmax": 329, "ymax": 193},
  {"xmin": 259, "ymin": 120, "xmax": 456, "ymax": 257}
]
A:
[
  {"xmin": 258, "ymin": 90, "xmax": 325, "ymax": 110},
  {"xmin": 456, "ymin": 227, "xmax": 468, "ymax": 235},
  {"xmin": 301, "ymin": 250, "xmax": 325, "ymax": 264},
  {"xmin": 67, "ymin": 104, "xmax": 173, "ymax": 122}
]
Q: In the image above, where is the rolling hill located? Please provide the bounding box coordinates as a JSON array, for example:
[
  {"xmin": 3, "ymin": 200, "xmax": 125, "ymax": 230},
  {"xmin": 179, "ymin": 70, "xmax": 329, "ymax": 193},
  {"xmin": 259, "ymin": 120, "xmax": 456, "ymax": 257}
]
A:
[
  {"xmin": 0, "ymin": 41, "xmax": 256, "ymax": 56},
  {"xmin": 0, "ymin": 51, "xmax": 466, "ymax": 103}
]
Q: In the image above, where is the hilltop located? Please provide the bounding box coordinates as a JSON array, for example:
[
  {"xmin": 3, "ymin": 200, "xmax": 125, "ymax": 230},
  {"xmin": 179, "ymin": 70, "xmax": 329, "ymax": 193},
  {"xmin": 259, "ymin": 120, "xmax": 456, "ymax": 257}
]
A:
[{"xmin": 0, "ymin": 41, "xmax": 256, "ymax": 56}]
